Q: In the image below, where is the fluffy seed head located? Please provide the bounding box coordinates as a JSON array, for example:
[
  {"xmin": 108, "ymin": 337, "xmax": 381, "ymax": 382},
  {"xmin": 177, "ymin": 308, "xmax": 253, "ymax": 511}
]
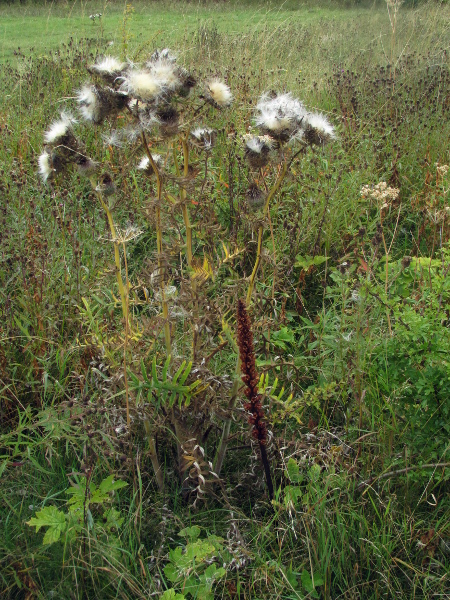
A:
[
  {"xmin": 44, "ymin": 112, "xmax": 77, "ymax": 144},
  {"xmin": 137, "ymin": 154, "xmax": 163, "ymax": 172},
  {"xmin": 190, "ymin": 128, "xmax": 217, "ymax": 151},
  {"xmin": 206, "ymin": 79, "xmax": 233, "ymax": 107},
  {"xmin": 149, "ymin": 59, "xmax": 180, "ymax": 90},
  {"xmin": 119, "ymin": 70, "xmax": 163, "ymax": 100},
  {"xmin": 304, "ymin": 112, "xmax": 335, "ymax": 145},
  {"xmin": 243, "ymin": 134, "xmax": 274, "ymax": 168},
  {"xmin": 38, "ymin": 152, "xmax": 53, "ymax": 182},
  {"xmin": 77, "ymin": 85, "xmax": 101, "ymax": 122},
  {"xmin": 254, "ymin": 92, "xmax": 306, "ymax": 141},
  {"xmin": 90, "ymin": 56, "xmax": 126, "ymax": 76}
]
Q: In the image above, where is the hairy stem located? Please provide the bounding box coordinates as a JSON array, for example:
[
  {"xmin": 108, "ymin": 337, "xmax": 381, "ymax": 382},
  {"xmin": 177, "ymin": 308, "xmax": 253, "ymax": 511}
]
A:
[
  {"xmin": 246, "ymin": 161, "xmax": 287, "ymax": 304},
  {"xmin": 141, "ymin": 131, "xmax": 171, "ymax": 355}
]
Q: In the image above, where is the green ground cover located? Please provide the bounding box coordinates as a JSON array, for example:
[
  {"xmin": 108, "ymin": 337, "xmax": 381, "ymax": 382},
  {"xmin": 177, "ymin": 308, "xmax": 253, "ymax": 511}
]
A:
[{"xmin": 0, "ymin": 1, "xmax": 449, "ymax": 598}]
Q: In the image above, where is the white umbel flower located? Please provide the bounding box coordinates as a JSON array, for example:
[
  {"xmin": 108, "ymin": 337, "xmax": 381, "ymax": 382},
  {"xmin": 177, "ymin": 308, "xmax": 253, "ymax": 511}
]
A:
[
  {"xmin": 119, "ymin": 70, "xmax": 163, "ymax": 100},
  {"xmin": 38, "ymin": 152, "xmax": 53, "ymax": 182},
  {"xmin": 44, "ymin": 112, "xmax": 77, "ymax": 144},
  {"xmin": 206, "ymin": 79, "xmax": 233, "ymax": 107}
]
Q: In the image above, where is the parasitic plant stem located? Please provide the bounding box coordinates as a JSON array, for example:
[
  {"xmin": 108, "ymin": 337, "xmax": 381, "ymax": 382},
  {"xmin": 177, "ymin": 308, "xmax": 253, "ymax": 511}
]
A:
[{"xmin": 237, "ymin": 300, "xmax": 274, "ymax": 500}]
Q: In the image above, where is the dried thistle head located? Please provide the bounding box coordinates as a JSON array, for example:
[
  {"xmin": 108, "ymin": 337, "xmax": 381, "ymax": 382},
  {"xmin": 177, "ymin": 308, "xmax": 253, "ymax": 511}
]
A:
[
  {"xmin": 254, "ymin": 92, "xmax": 306, "ymax": 142},
  {"xmin": 96, "ymin": 172, "xmax": 116, "ymax": 196},
  {"xmin": 77, "ymin": 85, "xmax": 128, "ymax": 124},
  {"xmin": 243, "ymin": 134, "xmax": 274, "ymax": 169},
  {"xmin": 118, "ymin": 69, "xmax": 163, "ymax": 101},
  {"xmin": 303, "ymin": 112, "xmax": 335, "ymax": 146},
  {"xmin": 156, "ymin": 105, "xmax": 180, "ymax": 138},
  {"xmin": 137, "ymin": 154, "xmax": 164, "ymax": 174},
  {"xmin": 38, "ymin": 151, "xmax": 54, "ymax": 183},
  {"xmin": 88, "ymin": 55, "xmax": 126, "ymax": 84},
  {"xmin": 190, "ymin": 128, "xmax": 217, "ymax": 152},
  {"xmin": 205, "ymin": 79, "xmax": 233, "ymax": 108},
  {"xmin": 245, "ymin": 182, "xmax": 266, "ymax": 209},
  {"xmin": 76, "ymin": 155, "xmax": 98, "ymax": 177}
]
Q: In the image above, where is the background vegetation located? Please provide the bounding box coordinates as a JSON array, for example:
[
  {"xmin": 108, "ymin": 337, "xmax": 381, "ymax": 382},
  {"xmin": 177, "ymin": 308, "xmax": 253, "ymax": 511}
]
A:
[{"xmin": 0, "ymin": 0, "xmax": 449, "ymax": 598}]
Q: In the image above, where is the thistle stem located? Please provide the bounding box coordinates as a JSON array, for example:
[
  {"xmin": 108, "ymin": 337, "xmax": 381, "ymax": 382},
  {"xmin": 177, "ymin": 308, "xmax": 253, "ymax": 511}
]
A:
[
  {"xmin": 90, "ymin": 179, "xmax": 128, "ymax": 327},
  {"xmin": 214, "ymin": 356, "xmax": 240, "ymax": 477},
  {"xmin": 246, "ymin": 161, "xmax": 287, "ymax": 304},
  {"xmin": 141, "ymin": 131, "xmax": 172, "ymax": 355}
]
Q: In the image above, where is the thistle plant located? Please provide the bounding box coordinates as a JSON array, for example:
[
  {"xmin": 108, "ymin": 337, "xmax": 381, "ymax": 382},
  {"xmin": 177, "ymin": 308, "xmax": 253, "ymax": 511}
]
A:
[{"xmin": 38, "ymin": 49, "xmax": 335, "ymax": 499}]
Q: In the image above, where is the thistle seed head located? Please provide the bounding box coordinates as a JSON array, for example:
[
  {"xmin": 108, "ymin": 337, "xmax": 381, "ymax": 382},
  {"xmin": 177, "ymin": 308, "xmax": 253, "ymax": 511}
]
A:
[
  {"xmin": 137, "ymin": 154, "xmax": 164, "ymax": 173},
  {"xmin": 89, "ymin": 56, "xmax": 126, "ymax": 83},
  {"xmin": 119, "ymin": 70, "xmax": 163, "ymax": 100},
  {"xmin": 44, "ymin": 112, "xmax": 77, "ymax": 145},
  {"xmin": 205, "ymin": 79, "xmax": 233, "ymax": 107},
  {"xmin": 190, "ymin": 128, "xmax": 217, "ymax": 151},
  {"xmin": 96, "ymin": 172, "xmax": 116, "ymax": 196},
  {"xmin": 156, "ymin": 105, "xmax": 180, "ymax": 138},
  {"xmin": 254, "ymin": 92, "xmax": 306, "ymax": 141},
  {"xmin": 303, "ymin": 112, "xmax": 335, "ymax": 146},
  {"xmin": 246, "ymin": 182, "xmax": 266, "ymax": 209},
  {"xmin": 38, "ymin": 151, "xmax": 54, "ymax": 183},
  {"xmin": 76, "ymin": 156, "xmax": 98, "ymax": 177},
  {"xmin": 243, "ymin": 134, "xmax": 274, "ymax": 168}
]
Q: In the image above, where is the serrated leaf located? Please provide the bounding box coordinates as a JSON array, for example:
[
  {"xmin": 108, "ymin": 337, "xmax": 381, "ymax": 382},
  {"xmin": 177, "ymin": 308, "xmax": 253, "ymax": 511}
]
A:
[
  {"xmin": 164, "ymin": 563, "xmax": 179, "ymax": 583},
  {"xmin": 98, "ymin": 475, "xmax": 128, "ymax": 495},
  {"xmin": 27, "ymin": 506, "xmax": 66, "ymax": 545}
]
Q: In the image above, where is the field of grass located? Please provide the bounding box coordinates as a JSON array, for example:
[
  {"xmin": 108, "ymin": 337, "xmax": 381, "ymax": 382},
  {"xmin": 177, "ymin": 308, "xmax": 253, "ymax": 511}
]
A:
[{"xmin": 1, "ymin": 0, "xmax": 450, "ymax": 598}]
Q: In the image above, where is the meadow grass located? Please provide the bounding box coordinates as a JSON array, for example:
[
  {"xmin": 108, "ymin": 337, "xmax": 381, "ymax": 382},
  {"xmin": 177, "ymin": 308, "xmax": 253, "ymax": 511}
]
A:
[{"xmin": 0, "ymin": 0, "xmax": 450, "ymax": 598}]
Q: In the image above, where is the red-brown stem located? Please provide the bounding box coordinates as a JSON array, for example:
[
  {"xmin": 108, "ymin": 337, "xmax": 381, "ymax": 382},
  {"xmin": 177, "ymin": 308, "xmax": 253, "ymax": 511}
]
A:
[{"xmin": 237, "ymin": 299, "xmax": 274, "ymax": 500}]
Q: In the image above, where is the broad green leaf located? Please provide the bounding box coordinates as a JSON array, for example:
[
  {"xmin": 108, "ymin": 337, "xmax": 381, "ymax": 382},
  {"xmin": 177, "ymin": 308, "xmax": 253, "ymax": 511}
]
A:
[
  {"xmin": 178, "ymin": 525, "xmax": 201, "ymax": 540},
  {"xmin": 164, "ymin": 563, "xmax": 180, "ymax": 583},
  {"xmin": 161, "ymin": 590, "xmax": 185, "ymax": 600},
  {"xmin": 27, "ymin": 505, "xmax": 66, "ymax": 545},
  {"xmin": 286, "ymin": 458, "xmax": 303, "ymax": 483}
]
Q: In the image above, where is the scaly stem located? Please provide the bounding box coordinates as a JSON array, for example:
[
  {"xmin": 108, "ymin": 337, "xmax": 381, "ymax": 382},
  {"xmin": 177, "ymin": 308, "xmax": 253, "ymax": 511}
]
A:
[
  {"xmin": 141, "ymin": 131, "xmax": 172, "ymax": 355},
  {"xmin": 246, "ymin": 161, "xmax": 287, "ymax": 304}
]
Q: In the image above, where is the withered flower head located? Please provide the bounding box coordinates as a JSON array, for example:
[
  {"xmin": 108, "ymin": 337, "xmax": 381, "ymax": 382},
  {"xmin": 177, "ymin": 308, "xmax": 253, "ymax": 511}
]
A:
[
  {"xmin": 190, "ymin": 128, "xmax": 217, "ymax": 151},
  {"xmin": 243, "ymin": 134, "xmax": 274, "ymax": 169},
  {"xmin": 96, "ymin": 172, "xmax": 116, "ymax": 196},
  {"xmin": 246, "ymin": 182, "xmax": 266, "ymax": 209},
  {"xmin": 156, "ymin": 105, "xmax": 180, "ymax": 138}
]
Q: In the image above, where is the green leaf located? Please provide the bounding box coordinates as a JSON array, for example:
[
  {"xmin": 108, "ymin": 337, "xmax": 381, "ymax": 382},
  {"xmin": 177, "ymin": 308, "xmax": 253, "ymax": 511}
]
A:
[
  {"xmin": 27, "ymin": 506, "xmax": 66, "ymax": 545},
  {"xmin": 178, "ymin": 525, "xmax": 201, "ymax": 540},
  {"xmin": 98, "ymin": 475, "xmax": 128, "ymax": 495},
  {"xmin": 161, "ymin": 591, "xmax": 185, "ymax": 600},
  {"xmin": 286, "ymin": 458, "xmax": 303, "ymax": 483},
  {"xmin": 295, "ymin": 255, "xmax": 328, "ymax": 271},
  {"xmin": 164, "ymin": 563, "xmax": 180, "ymax": 583}
]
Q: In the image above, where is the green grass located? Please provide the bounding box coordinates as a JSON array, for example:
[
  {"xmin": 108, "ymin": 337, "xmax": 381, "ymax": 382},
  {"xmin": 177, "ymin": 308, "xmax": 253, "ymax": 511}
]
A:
[{"xmin": 0, "ymin": 0, "xmax": 427, "ymax": 64}]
